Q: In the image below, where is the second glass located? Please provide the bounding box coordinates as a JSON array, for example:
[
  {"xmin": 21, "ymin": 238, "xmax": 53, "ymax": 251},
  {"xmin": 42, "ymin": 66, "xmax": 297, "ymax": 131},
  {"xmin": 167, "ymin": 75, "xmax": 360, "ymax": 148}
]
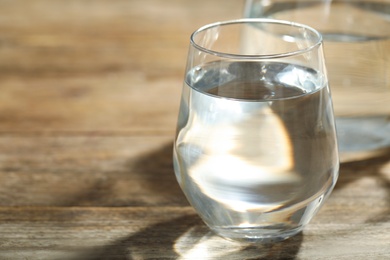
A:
[
  {"xmin": 245, "ymin": 0, "xmax": 390, "ymax": 161},
  {"xmin": 173, "ymin": 19, "xmax": 339, "ymax": 242}
]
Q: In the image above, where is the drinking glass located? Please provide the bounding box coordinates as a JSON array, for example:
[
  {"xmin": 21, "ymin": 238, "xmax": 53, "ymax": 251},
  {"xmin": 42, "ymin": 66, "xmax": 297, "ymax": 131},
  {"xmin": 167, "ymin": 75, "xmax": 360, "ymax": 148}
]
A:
[
  {"xmin": 244, "ymin": 0, "xmax": 390, "ymax": 161},
  {"xmin": 173, "ymin": 19, "xmax": 339, "ymax": 242}
]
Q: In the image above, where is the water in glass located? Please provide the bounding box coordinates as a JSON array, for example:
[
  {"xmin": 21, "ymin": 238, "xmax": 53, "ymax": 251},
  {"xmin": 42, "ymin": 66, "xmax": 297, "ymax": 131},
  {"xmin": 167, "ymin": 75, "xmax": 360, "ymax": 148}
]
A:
[{"xmin": 174, "ymin": 60, "xmax": 339, "ymax": 242}]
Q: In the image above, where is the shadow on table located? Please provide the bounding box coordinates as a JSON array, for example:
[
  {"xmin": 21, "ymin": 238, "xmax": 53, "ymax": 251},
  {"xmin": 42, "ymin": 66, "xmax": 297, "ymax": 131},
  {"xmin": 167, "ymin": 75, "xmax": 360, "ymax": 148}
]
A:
[
  {"xmin": 335, "ymin": 149, "xmax": 390, "ymax": 223},
  {"xmin": 129, "ymin": 141, "xmax": 189, "ymax": 206},
  {"xmin": 80, "ymin": 214, "xmax": 303, "ymax": 260},
  {"xmin": 78, "ymin": 143, "xmax": 389, "ymax": 259},
  {"xmin": 76, "ymin": 141, "xmax": 303, "ymax": 259}
]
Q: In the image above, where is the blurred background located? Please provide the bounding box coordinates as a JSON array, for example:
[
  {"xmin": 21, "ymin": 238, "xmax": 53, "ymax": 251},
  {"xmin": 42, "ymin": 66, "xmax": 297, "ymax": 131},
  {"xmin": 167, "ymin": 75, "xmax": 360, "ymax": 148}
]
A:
[
  {"xmin": 0, "ymin": 0, "xmax": 243, "ymax": 207},
  {"xmin": 0, "ymin": 0, "xmax": 241, "ymax": 134}
]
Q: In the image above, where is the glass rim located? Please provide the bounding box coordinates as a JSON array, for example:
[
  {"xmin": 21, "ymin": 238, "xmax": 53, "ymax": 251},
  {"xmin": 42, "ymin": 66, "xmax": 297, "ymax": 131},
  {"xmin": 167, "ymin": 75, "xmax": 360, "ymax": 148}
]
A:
[{"xmin": 190, "ymin": 18, "xmax": 323, "ymax": 59}]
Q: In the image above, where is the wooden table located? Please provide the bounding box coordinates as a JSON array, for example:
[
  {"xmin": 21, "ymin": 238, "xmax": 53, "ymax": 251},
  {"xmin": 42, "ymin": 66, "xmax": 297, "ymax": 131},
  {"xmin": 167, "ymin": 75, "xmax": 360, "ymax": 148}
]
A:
[{"xmin": 0, "ymin": 0, "xmax": 389, "ymax": 259}]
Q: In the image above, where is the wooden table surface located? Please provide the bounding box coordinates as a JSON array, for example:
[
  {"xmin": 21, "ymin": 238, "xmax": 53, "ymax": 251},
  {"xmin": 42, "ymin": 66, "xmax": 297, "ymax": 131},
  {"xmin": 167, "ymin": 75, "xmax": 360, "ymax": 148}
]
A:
[{"xmin": 0, "ymin": 0, "xmax": 389, "ymax": 259}]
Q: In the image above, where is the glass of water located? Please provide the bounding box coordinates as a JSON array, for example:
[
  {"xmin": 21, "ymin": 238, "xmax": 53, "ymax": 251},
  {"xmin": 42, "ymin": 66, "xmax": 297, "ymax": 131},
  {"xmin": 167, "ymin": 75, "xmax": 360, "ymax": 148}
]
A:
[
  {"xmin": 173, "ymin": 19, "xmax": 339, "ymax": 242},
  {"xmin": 244, "ymin": 0, "xmax": 390, "ymax": 161}
]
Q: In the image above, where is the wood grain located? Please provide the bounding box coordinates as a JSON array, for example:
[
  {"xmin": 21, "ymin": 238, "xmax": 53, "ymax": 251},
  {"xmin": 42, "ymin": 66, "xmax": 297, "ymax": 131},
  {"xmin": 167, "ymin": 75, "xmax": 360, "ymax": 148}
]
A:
[
  {"xmin": 0, "ymin": 136, "xmax": 188, "ymax": 207},
  {"xmin": 0, "ymin": 0, "xmax": 389, "ymax": 259}
]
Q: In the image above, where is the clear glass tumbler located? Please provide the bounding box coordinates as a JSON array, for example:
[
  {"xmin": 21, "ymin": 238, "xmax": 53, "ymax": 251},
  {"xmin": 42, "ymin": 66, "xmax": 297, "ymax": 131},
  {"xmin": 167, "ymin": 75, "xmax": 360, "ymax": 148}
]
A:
[
  {"xmin": 173, "ymin": 19, "xmax": 339, "ymax": 242},
  {"xmin": 244, "ymin": 0, "xmax": 390, "ymax": 161}
]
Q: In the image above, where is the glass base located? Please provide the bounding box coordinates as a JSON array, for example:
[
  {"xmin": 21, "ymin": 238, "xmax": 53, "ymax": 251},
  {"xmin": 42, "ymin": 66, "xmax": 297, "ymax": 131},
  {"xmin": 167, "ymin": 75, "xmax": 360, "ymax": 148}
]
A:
[{"xmin": 211, "ymin": 225, "xmax": 303, "ymax": 243}]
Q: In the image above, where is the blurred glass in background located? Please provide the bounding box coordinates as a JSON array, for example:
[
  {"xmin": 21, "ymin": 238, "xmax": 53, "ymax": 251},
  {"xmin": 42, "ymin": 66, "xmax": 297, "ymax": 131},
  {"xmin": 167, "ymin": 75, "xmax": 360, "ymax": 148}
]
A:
[{"xmin": 244, "ymin": 0, "xmax": 390, "ymax": 161}]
